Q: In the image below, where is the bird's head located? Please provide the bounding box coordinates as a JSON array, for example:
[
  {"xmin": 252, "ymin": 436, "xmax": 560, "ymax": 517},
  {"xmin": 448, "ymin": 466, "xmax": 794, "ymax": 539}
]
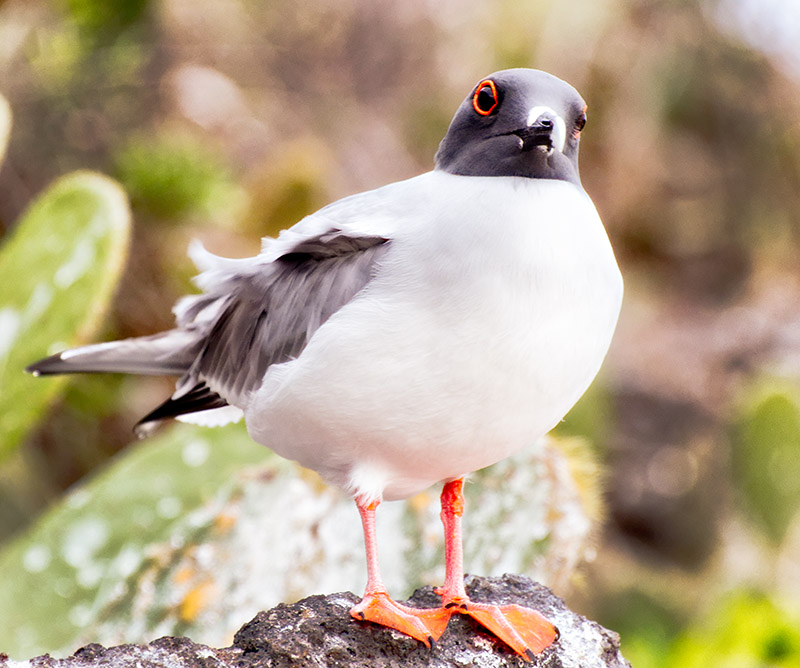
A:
[{"xmin": 435, "ymin": 69, "xmax": 587, "ymax": 185}]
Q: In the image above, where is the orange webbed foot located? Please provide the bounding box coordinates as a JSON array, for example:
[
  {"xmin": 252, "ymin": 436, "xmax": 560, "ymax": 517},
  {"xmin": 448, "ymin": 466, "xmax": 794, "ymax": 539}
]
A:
[
  {"xmin": 456, "ymin": 599, "xmax": 558, "ymax": 659},
  {"xmin": 350, "ymin": 591, "xmax": 453, "ymax": 647}
]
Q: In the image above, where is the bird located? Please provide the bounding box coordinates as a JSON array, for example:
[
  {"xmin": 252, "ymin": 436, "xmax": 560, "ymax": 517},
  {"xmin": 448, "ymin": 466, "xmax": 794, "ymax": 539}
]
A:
[{"xmin": 28, "ymin": 68, "xmax": 623, "ymax": 660}]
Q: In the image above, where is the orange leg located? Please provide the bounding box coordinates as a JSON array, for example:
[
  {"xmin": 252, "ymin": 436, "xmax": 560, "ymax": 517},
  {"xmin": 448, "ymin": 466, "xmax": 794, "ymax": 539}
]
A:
[
  {"xmin": 349, "ymin": 497, "xmax": 451, "ymax": 645},
  {"xmin": 436, "ymin": 478, "xmax": 559, "ymax": 660}
]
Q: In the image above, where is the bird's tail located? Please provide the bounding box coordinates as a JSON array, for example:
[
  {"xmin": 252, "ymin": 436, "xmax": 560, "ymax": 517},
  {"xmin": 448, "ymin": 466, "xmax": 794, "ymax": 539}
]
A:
[{"xmin": 26, "ymin": 329, "xmax": 200, "ymax": 378}]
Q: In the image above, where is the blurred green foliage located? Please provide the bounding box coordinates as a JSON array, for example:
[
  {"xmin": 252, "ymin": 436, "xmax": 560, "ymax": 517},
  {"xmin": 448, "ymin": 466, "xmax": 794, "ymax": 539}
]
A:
[
  {"xmin": 555, "ymin": 375, "xmax": 616, "ymax": 454},
  {"xmin": 0, "ymin": 171, "xmax": 131, "ymax": 460},
  {"xmin": 732, "ymin": 382, "xmax": 800, "ymax": 544},
  {"xmin": 668, "ymin": 592, "xmax": 800, "ymax": 668},
  {"xmin": 615, "ymin": 589, "xmax": 800, "ymax": 668},
  {"xmin": 114, "ymin": 131, "xmax": 244, "ymax": 222},
  {"xmin": 240, "ymin": 138, "xmax": 330, "ymax": 239},
  {"xmin": 601, "ymin": 589, "xmax": 685, "ymax": 668},
  {"xmin": 59, "ymin": 0, "xmax": 151, "ymax": 43}
]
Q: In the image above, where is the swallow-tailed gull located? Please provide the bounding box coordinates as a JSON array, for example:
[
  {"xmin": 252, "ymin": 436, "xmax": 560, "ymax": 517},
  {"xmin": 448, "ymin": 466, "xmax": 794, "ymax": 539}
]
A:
[{"xmin": 29, "ymin": 68, "xmax": 623, "ymax": 659}]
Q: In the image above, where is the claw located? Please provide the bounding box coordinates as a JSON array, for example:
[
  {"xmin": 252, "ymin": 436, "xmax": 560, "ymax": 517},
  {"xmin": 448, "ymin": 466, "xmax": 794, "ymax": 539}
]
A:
[{"xmin": 350, "ymin": 591, "xmax": 452, "ymax": 646}]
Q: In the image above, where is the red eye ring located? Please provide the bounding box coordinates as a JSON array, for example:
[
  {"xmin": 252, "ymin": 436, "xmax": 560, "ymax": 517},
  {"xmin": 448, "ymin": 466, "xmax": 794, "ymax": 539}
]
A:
[
  {"xmin": 573, "ymin": 105, "xmax": 588, "ymax": 139},
  {"xmin": 472, "ymin": 79, "xmax": 499, "ymax": 116}
]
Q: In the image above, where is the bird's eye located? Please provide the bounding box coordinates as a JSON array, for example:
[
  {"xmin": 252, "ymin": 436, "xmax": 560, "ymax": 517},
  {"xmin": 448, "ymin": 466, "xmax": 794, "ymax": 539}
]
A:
[
  {"xmin": 573, "ymin": 108, "xmax": 587, "ymax": 137},
  {"xmin": 472, "ymin": 80, "xmax": 500, "ymax": 116}
]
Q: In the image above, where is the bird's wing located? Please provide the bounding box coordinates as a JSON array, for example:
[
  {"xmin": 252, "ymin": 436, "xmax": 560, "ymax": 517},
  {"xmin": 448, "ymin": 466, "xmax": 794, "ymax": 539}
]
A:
[
  {"xmin": 183, "ymin": 229, "xmax": 389, "ymax": 397},
  {"xmin": 136, "ymin": 176, "xmax": 419, "ymax": 433},
  {"xmin": 170, "ymin": 177, "xmax": 414, "ymax": 393}
]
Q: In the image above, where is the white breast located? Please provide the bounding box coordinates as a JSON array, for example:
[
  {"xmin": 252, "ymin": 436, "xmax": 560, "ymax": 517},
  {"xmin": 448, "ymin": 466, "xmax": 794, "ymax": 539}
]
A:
[{"xmin": 245, "ymin": 172, "xmax": 622, "ymax": 501}]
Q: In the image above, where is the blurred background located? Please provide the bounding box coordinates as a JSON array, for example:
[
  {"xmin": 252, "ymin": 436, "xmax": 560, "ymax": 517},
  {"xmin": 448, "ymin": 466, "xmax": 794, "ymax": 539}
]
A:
[{"xmin": 1, "ymin": 0, "xmax": 800, "ymax": 665}]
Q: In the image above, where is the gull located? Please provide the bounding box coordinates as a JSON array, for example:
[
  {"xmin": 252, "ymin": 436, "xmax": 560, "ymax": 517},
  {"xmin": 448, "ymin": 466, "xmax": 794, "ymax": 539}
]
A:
[{"xmin": 29, "ymin": 68, "xmax": 623, "ymax": 660}]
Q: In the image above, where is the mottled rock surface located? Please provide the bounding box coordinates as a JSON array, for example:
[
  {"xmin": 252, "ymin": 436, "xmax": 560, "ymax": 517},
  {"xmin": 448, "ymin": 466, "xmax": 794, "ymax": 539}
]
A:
[{"xmin": 2, "ymin": 575, "xmax": 629, "ymax": 668}]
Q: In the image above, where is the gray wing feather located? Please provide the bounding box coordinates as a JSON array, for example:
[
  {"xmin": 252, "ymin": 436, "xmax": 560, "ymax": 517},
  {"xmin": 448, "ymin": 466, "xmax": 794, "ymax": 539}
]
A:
[
  {"xmin": 28, "ymin": 228, "xmax": 390, "ymax": 427},
  {"xmin": 26, "ymin": 330, "xmax": 201, "ymax": 377},
  {"xmin": 181, "ymin": 230, "xmax": 390, "ymax": 405}
]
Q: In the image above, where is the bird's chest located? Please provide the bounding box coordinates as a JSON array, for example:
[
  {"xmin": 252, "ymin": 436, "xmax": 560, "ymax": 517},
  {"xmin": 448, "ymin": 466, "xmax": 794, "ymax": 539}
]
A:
[
  {"xmin": 400, "ymin": 184, "xmax": 617, "ymax": 374},
  {"xmin": 426, "ymin": 238, "xmax": 608, "ymax": 396},
  {"xmin": 361, "ymin": 184, "xmax": 620, "ymax": 445}
]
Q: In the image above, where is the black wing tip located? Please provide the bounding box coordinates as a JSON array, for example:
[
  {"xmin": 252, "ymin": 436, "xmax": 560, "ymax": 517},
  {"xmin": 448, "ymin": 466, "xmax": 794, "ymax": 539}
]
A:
[
  {"xmin": 26, "ymin": 353, "xmax": 67, "ymax": 377},
  {"xmin": 133, "ymin": 384, "xmax": 229, "ymax": 436}
]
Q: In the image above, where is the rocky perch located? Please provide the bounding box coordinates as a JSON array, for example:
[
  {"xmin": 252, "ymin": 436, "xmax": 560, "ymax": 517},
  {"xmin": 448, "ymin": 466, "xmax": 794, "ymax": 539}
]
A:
[{"xmin": 2, "ymin": 575, "xmax": 630, "ymax": 668}]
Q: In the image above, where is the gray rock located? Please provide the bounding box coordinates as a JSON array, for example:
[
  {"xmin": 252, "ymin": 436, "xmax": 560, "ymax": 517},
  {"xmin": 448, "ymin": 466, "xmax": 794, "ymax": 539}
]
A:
[{"xmin": 3, "ymin": 575, "xmax": 629, "ymax": 668}]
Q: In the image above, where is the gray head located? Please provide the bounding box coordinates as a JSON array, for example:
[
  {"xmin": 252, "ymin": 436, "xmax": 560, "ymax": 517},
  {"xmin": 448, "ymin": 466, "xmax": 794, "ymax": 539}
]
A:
[{"xmin": 435, "ymin": 69, "xmax": 588, "ymax": 185}]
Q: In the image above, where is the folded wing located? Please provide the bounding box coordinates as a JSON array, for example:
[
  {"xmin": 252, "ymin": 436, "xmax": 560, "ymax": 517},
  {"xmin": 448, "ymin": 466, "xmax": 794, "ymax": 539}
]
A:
[{"xmin": 28, "ymin": 228, "xmax": 390, "ymax": 433}]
